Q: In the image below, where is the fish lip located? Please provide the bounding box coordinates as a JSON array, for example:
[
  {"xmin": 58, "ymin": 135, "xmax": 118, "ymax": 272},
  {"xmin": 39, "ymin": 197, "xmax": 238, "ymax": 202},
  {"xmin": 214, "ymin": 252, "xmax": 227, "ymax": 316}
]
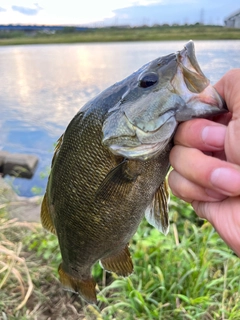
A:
[
  {"xmin": 176, "ymin": 40, "xmax": 210, "ymax": 93},
  {"xmin": 182, "ymin": 42, "xmax": 228, "ymax": 112},
  {"xmin": 108, "ymin": 139, "xmax": 168, "ymax": 161},
  {"xmin": 173, "ymin": 41, "xmax": 228, "ymax": 121},
  {"xmin": 178, "ymin": 40, "xmax": 205, "ymax": 77}
]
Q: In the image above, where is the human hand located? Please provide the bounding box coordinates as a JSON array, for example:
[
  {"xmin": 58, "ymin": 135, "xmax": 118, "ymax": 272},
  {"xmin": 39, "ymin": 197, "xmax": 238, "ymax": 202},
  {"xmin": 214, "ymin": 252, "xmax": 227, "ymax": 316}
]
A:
[{"xmin": 168, "ymin": 69, "xmax": 240, "ymax": 256}]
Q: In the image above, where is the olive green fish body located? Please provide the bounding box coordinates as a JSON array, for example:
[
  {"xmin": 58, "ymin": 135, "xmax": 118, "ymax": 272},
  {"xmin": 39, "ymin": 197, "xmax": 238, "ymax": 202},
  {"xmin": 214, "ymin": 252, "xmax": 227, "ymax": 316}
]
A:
[
  {"xmin": 41, "ymin": 41, "xmax": 227, "ymax": 304},
  {"xmin": 47, "ymin": 94, "xmax": 171, "ymax": 273}
]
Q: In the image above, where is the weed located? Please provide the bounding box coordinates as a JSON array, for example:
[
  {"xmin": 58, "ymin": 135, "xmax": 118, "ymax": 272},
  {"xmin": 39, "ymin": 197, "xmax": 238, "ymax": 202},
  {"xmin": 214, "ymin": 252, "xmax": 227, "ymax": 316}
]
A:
[{"xmin": 1, "ymin": 194, "xmax": 240, "ymax": 319}]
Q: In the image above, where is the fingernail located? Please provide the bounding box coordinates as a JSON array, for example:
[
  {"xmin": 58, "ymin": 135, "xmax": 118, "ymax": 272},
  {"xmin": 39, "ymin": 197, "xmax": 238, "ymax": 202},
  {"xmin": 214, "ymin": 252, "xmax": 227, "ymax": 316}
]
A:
[
  {"xmin": 211, "ymin": 168, "xmax": 240, "ymax": 194},
  {"xmin": 202, "ymin": 126, "xmax": 226, "ymax": 148}
]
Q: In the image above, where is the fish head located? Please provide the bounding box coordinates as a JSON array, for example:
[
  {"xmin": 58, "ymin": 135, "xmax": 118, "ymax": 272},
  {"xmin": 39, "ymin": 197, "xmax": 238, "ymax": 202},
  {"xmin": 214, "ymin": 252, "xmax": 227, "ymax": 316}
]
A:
[{"xmin": 102, "ymin": 41, "xmax": 227, "ymax": 160}]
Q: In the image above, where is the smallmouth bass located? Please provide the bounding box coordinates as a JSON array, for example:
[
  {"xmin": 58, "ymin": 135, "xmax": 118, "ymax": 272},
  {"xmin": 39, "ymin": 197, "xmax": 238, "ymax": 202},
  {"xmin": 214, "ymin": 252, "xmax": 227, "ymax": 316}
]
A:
[{"xmin": 41, "ymin": 41, "xmax": 227, "ymax": 304}]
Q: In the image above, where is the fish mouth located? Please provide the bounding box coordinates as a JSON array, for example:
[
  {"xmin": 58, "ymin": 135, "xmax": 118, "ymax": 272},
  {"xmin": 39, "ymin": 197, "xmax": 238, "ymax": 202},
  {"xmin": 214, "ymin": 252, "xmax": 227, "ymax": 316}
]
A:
[
  {"xmin": 173, "ymin": 41, "xmax": 228, "ymax": 121},
  {"xmin": 107, "ymin": 139, "xmax": 167, "ymax": 161},
  {"xmin": 177, "ymin": 40, "xmax": 210, "ymax": 93}
]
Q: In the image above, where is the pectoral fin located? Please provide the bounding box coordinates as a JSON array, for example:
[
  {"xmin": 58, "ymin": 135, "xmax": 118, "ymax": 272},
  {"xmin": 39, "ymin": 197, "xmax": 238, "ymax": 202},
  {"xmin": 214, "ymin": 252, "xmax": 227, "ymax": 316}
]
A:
[
  {"xmin": 145, "ymin": 179, "xmax": 169, "ymax": 235},
  {"xmin": 96, "ymin": 159, "xmax": 140, "ymax": 201},
  {"xmin": 40, "ymin": 194, "xmax": 56, "ymax": 234},
  {"xmin": 100, "ymin": 245, "xmax": 133, "ymax": 276}
]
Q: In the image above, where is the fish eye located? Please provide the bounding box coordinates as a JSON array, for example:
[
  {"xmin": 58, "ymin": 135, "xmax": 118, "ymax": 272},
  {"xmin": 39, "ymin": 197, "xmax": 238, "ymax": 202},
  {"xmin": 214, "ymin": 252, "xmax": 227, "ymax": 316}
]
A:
[{"xmin": 139, "ymin": 72, "xmax": 158, "ymax": 88}]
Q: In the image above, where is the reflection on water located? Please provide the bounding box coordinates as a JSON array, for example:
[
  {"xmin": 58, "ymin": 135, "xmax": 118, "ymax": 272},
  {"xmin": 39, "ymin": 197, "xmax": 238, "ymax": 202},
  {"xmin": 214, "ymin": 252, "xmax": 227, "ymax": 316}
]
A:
[{"xmin": 1, "ymin": 40, "xmax": 240, "ymax": 196}]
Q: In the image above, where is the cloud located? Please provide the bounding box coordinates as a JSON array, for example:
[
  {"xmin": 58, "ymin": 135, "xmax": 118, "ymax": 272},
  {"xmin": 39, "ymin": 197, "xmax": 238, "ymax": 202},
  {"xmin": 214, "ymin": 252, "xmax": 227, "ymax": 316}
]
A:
[
  {"xmin": 12, "ymin": 3, "xmax": 42, "ymax": 16},
  {"xmin": 103, "ymin": 0, "xmax": 240, "ymax": 26},
  {"xmin": 0, "ymin": 7, "xmax": 7, "ymax": 12}
]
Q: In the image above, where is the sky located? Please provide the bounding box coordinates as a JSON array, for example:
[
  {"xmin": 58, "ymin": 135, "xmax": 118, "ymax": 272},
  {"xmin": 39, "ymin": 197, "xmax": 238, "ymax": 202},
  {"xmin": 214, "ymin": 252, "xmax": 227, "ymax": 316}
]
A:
[{"xmin": 0, "ymin": 0, "xmax": 239, "ymax": 26}]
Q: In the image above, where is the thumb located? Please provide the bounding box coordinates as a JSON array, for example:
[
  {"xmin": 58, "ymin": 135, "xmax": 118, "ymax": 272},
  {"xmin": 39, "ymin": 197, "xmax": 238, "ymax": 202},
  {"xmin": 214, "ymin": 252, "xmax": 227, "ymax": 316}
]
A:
[{"xmin": 214, "ymin": 69, "xmax": 240, "ymax": 116}]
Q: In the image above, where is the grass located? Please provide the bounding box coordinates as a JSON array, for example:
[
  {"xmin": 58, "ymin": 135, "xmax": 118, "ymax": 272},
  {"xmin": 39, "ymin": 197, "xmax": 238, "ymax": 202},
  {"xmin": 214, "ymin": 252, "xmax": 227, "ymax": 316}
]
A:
[
  {"xmin": 0, "ymin": 25, "xmax": 240, "ymax": 46},
  {"xmin": 0, "ymin": 218, "xmax": 35, "ymax": 314},
  {"xmin": 1, "ymin": 189, "xmax": 240, "ymax": 319}
]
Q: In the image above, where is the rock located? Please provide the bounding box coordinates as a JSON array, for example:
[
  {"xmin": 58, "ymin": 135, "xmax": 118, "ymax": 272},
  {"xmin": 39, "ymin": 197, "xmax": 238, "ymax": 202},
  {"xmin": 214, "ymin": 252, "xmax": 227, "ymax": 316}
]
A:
[{"xmin": 0, "ymin": 151, "xmax": 39, "ymax": 179}]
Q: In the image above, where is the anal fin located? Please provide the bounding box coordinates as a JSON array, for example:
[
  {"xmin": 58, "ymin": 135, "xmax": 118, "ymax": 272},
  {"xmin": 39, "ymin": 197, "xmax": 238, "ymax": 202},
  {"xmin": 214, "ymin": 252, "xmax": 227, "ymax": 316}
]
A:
[
  {"xmin": 100, "ymin": 245, "xmax": 133, "ymax": 277},
  {"xmin": 40, "ymin": 194, "xmax": 56, "ymax": 234},
  {"xmin": 58, "ymin": 263, "xmax": 97, "ymax": 304}
]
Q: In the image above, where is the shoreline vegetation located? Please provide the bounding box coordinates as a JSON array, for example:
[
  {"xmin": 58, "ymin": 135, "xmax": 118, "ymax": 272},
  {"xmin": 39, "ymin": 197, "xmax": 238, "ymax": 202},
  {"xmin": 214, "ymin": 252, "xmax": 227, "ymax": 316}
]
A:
[
  {"xmin": 1, "ymin": 182, "xmax": 240, "ymax": 318},
  {"xmin": 0, "ymin": 25, "xmax": 240, "ymax": 46}
]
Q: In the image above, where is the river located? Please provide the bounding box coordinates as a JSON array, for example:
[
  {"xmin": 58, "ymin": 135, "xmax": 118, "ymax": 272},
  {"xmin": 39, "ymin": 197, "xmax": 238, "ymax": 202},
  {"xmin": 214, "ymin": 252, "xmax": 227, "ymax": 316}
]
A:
[{"xmin": 1, "ymin": 40, "xmax": 240, "ymax": 196}]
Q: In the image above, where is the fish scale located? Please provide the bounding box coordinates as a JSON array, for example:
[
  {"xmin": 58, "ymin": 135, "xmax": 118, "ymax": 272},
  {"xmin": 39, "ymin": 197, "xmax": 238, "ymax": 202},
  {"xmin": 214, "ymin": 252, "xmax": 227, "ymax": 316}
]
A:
[{"xmin": 41, "ymin": 41, "xmax": 227, "ymax": 304}]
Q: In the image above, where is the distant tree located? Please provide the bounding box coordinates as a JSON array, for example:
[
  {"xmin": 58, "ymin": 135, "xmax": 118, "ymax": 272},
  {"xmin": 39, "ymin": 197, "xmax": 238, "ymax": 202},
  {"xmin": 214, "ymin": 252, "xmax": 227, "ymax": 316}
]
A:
[{"xmin": 61, "ymin": 27, "xmax": 76, "ymax": 33}]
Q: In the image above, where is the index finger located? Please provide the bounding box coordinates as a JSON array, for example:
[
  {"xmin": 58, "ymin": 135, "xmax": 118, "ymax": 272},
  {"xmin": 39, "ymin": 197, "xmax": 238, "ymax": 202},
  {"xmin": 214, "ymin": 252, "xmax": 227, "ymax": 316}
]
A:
[{"xmin": 174, "ymin": 119, "xmax": 226, "ymax": 151}]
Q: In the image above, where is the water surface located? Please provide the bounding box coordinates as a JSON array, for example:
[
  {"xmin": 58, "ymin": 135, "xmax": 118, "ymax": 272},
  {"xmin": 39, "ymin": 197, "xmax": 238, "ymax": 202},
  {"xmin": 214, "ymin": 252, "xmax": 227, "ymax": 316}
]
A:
[{"xmin": 1, "ymin": 40, "xmax": 239, "ymax": 196}]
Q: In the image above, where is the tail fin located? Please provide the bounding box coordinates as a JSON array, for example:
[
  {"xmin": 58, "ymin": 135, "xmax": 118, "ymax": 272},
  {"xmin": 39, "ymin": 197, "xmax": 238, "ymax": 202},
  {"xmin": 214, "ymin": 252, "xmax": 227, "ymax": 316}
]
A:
[{"xmin": 58, "ymin": 263, "xmax": 97, "ymax": 304}]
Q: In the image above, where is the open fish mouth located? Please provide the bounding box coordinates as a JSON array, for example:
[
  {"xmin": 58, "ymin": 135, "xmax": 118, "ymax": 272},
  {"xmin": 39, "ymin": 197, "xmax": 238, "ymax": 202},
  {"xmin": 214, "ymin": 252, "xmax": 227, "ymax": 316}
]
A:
[
  {"xmin": 177, "ymin": 40, "xmax": 210, "ymax": 93},
  {"xmin": 173, "ymin": 41, "xmax": 227, "ymax": 121}
]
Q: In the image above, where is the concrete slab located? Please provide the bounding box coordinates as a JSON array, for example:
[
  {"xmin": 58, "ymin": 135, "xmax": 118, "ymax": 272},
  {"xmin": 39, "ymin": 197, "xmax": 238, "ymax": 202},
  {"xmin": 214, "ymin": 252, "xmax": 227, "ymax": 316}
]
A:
[{"xmin": 0, "ymin": 177, "xmax": 41, "ymax": 222}]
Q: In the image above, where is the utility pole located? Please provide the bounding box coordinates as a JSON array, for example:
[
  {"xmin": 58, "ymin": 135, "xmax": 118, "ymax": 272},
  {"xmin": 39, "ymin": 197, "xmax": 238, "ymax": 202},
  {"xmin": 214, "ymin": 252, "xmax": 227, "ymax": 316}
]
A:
[{"xmin": 200, "ymin": 8, "xmax": 205, "ymax": 25}]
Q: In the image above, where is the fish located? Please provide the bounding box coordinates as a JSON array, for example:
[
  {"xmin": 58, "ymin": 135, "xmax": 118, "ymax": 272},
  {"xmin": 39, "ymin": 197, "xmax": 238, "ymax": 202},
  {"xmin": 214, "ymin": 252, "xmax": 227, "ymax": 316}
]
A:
[{"xmin": 41, "ymin": 41, "xmax": 227, "ymax": 304}]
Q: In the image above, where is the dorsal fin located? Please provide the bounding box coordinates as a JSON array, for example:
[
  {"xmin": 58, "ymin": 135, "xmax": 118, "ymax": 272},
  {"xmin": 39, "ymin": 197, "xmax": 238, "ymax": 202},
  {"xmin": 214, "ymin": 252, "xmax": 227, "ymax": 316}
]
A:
[
  {"xmin": 40, "ymin": 194, "xmax": 56, "ymax": 234},
  {"xmin": 51, "ymin": 134, "xmax": 64, "ymax": 167}
]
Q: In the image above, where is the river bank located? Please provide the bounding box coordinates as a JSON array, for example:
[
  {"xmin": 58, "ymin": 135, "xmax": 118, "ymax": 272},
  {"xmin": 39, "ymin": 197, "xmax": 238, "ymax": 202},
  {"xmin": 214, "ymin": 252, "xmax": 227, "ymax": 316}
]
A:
[
  {"xmin": 1, "ymin": 25, "xmax": 240, "ymax": 46},
  {"xmin": 0, "ymin": 176, "xmax": 41, "ymax": 222}
]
